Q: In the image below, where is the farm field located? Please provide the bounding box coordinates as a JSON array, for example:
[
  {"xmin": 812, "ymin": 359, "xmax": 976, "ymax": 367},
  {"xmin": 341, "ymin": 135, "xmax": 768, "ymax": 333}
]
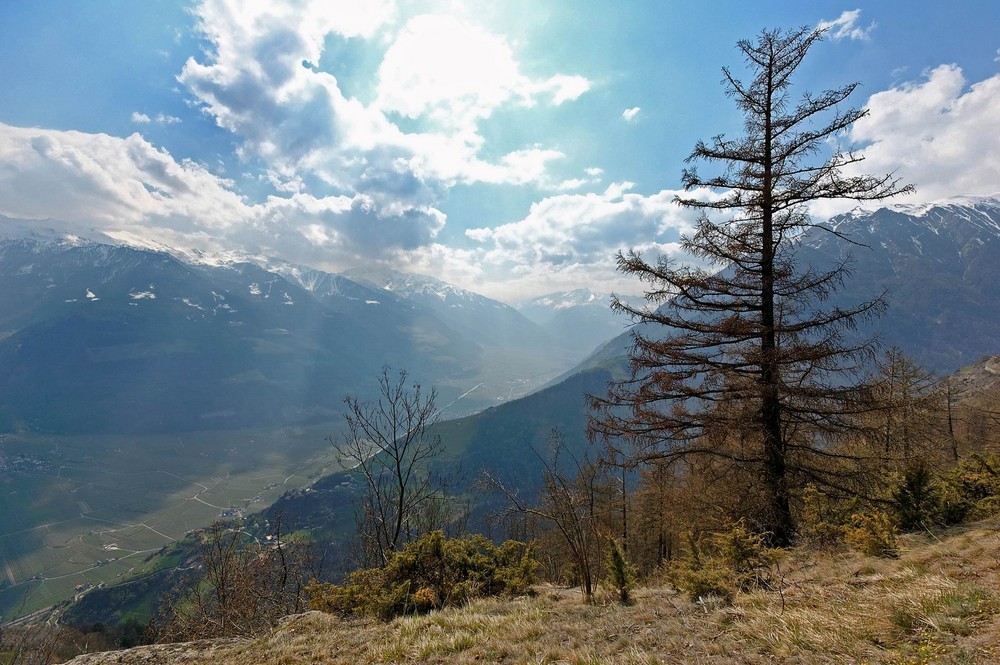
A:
[{"xmin": 0, "ymin": 425, "xmax": 342, "ymax": 619}]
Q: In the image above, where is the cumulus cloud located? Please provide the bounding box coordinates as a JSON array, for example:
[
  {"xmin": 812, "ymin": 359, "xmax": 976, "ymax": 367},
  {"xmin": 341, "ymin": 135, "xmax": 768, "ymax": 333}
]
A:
[
  {"xmin": 375, "ymin": 15, "xmax": 587, "ymax": 132},
  {"xmin": 0, "ymin": 124, "xmax": 244, "ymax": 230},
  {"xmin": 446, "ymin": 187, "xmax": 713, "ymax": 300},
  {"xmin": 0, "ymin": 1, "xmax": 603, "ymax": 297},
  {"xmin": 845, "ymin": 65, "xmax": 1000, "ymax": 204},
  {"xmin": 0, "ymin": 122, "xmax": 445, "ymax": 267},
  {"xmin": 818, "ymin": 9, "xmax": 876, "ymax": 41},
  {"xmin": 461, "ymin": 56, "xmax": 1000, "ymax": 297},
  {"xmin": 622, "ymin": 106, "xmax": 640, "ymax": 122},
  {"xmin": 436, "ymin": 54, "xmax": 1000, "ymax": 300},
  {"xmin": 0, "ymin": 117, "xmax": 636, "ymax": 301},
  {"xmin": 166, "ymin": 0, "xmax": 593, "ymax": 269},
  {"xmin": 544, "ymin": 75, "xmax": 591, "ymax": 105},
  {"xmin": 179, "ymin": 1, "xmax": 589, "ymax": 198}
]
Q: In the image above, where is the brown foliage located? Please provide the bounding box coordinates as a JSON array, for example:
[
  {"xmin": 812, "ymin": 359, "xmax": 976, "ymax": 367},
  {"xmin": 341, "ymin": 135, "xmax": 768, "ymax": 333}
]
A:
[{"xmin": 156, "ymin": 520, "xmax": 312, "ymax": 641}]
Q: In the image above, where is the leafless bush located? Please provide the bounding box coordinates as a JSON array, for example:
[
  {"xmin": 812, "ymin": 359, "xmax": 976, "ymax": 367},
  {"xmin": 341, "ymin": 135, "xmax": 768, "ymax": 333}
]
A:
[{"xmin": 157, "ymin": 518, "xmax": 312, "ymax": 641}]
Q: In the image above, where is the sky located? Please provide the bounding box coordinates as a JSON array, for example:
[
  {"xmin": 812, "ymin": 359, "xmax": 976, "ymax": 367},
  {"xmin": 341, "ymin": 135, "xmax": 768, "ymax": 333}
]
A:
[{"xmin": 0, "ymin": 1, "xmax": 998, "ymax": 302}]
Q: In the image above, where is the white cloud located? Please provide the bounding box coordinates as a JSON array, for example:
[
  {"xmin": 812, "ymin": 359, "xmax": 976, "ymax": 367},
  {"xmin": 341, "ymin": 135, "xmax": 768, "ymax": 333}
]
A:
[
  {"xmin": 375, "ymin": 15, "xmax": 586, "ymax": 131},
  {"xmin": 0, "ymin": 118, "xmax": 726, "ymax": 302},
  {"xmin": 440, "ymin": 64, "xmax": 1000, "ymax": 299},
  {"xmin": 553, "ymin": 178, "xmax": 589, "ymax": 191},
  {"xmin": 262, "ymin": 169, "xmax": 304, "ymax": 193},
  {"xmin": 449, "ymin": 187, "xmax": 713, "ymax": 300},
  {"xmin": 603, "ymin": 181, "xmax": 634, "ymax": 200},
  {"xmin": 179, "ymin": 0, "xmax": 590, "ymax": 207},
  {"xmin": 538, "ymin": 74, "xmax": 591, "ymax": 106},
  {"xmin": 0, "ymin": 0, "xmax": 597, "ymax": 293},
  {"xmin": 622, "ymin": 106, "xmax": 640, "ymax": 122},
  {"xmin": 0, "ymin": 2, "xmax": 723, "ymax": 301},
  {"xmin": 0, "ymin": 122, "xmax": 445, "ymax": 267},
  {"xmin": 0, "ymin": 124, "xmax": 245, "ymax": 230},
  {"xmin": 845, "ymin": 65, "xmax": 1000, "ymax": 204},
  {"xmin": 375, "ymin": 15, "xmax": 523, "ymax": 129},
  {"xmin": 11, "ymin": 104, "xmax": 926, "ymax": 302},
  {"xmin": 133, "ymin": 111, "xmax": 182, "ymax": 126},
  {"xmin": 818, "ymin": 9, "xmax": 876, "ymax": 41},
  {"xmin": 497, "ymin": 148, "xmax": 565, "ymax": 184}
]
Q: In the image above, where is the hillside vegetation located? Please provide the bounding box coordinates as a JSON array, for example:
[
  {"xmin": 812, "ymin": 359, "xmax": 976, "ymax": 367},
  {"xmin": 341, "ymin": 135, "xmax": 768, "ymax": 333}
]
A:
[{"xmin": 62, "ymin": 515, "xmax": 1000, "ymax": 664}]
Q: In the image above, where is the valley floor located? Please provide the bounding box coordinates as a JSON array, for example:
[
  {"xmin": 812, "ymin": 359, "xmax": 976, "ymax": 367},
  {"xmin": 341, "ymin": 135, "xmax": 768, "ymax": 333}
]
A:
[{"xmin": 66, "ymin": 517, "xmax": 1000, "ymax": 664}]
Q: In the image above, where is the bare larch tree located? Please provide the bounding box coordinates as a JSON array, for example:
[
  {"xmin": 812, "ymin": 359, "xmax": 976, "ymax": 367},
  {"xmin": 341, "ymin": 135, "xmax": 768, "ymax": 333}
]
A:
[
  {"xmin": 483, "ymin": 431, "xmax": 605, "ymax": 602},
  {"xmin": 333, "ymin": 367, "xmax": 448, "ymax": 565},
  {"xmin": 590, "ymin": 27, "xmax": 912, "ymax": 546}
]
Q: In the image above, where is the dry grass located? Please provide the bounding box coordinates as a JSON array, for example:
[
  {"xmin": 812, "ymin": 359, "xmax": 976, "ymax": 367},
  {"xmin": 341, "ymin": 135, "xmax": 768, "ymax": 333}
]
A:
[{"xmin": 68, "ymin": 518, "xmax": 1000, "ymax": 665}]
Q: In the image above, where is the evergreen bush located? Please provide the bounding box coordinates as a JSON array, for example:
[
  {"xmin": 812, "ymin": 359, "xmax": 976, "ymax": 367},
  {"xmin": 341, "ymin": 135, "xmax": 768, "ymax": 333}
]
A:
[
  {"xmin": 798, "ymin": 484, "xmax": 859, "ymax": 549},
  {"xmin": 668, "ymin": 522, "xmax": 782, "ymax": 601},
  {"xmin": 845, "ymin": 510, "xmax": 899, "ymax": 558},
  {"xmin": 890, "ymin": 462, "xmax": 941, "ymax": 531},
  {"xmin": 308, "ymin": 531, "xmax": 536, "ymax": 620},
  {"xmin": 605, "ymin": 538, "xmax": 636, "ymax": 604}
]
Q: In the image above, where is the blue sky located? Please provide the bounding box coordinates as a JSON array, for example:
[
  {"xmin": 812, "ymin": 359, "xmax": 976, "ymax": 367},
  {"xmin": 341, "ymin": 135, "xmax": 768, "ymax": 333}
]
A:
[{"xmin": 0, "ymin": 1, "xmax": 998, "ymax": 301}]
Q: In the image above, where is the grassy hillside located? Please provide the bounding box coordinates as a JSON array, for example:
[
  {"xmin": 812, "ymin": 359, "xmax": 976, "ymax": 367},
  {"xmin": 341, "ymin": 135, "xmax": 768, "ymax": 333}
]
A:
[{"xmin": 66, "ymin": 515, "xmax": 1000, "ymax": 664}]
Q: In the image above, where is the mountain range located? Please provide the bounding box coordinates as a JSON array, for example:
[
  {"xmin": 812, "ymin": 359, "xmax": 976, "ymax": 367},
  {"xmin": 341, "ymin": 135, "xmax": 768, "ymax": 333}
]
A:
[
  {"xmin": 0, "ymin": 194, "xmax": 997, "ymax": 438},
  {"xmin": 2, "ymin": 194, "xmax": 1000, "ymax": 624},
  {"xmin": 514, "ymin": 289, "xmax": 644, "ymax": 360},
  {"xmin": 575, "ymin": 194, "xmax": 1000, "ymax": 378},
  {"xmin": 0, "ymin": 223, "xmax": 587, "ymax": 433},
  {"xmin": 191, "ymin": 194, "xmax": 1000, "ymax": 551}
]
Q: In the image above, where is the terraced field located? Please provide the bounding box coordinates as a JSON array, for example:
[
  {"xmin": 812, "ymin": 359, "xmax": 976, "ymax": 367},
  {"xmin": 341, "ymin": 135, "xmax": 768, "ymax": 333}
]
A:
[{"xmin": 0, "ymin": 425, "xmax": 342, "ymax": 619}]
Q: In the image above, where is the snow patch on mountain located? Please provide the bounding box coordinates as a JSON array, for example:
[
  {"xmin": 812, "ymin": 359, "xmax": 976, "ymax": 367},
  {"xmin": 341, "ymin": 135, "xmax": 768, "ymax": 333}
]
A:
[
  {"xmin": 520, "ymin": 288, "xmax": 605, "ymax": 311},
  {"xmin": 342, "ymin": 265, "xmax": 498, "ymax": 308},
  {"xmin": 837, "ymin": 194, "xmax": 1000, "ymax": 225}
]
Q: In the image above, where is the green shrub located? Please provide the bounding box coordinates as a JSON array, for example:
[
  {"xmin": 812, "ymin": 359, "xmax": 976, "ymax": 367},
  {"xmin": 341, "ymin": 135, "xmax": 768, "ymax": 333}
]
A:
[
  {"xmin": 890, "ymin": 462, "xmax": 941, "ymax": 531},
  {"xmin": 845, "ymin": 510, "xmax": 899, "ymax": 558},
  {"xmin": 308, "ymin": 531, "xmax": 536, "ymax": 620},
  {"xmin": 798, "ymin": 485, "xmax": 861, "ymax": 549},
  {"xmin": 885, "ymin": 455, "xmax": 1000, "ymax": 532},
  {"xmin": 668, "ymin": 522, "xmax": 783, "ymax": 601},
  {"xmin": 937, "ymin": 454, "xmax": 1000, "ymax": 524},
  {"xmin": 306, "ymin": 568, "xmax": 393, "ymax": 618},
  {"xmin": 604, "ymin": 538, "xmax": 636, "ymax": 604}
]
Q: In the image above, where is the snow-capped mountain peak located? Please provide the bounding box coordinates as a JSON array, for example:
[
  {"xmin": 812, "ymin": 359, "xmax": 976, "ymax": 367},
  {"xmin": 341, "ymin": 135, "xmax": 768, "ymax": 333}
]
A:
[
  {"xmin": 838, "ymin": 193, "xmax": 1000, "ymax": 226},
  {"xmin": 521, "ymin": 288, "xmax": 605, "ymax": 311},
  {"xmin": 342, "ymin": 265, "xmax": 491, "ymax": 307}
]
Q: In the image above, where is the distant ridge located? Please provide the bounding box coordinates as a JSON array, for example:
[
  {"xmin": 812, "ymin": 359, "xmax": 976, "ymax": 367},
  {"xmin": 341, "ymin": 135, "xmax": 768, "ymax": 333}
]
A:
[
  {"xmin": 515, "ymin": 288, "xmax": 642, "ymax": 361},
  {"xmin": 568, "ymin": 195, "xmax": 1000, "ymax": 377},
  {"xmin": 342, "ymin": 265, "xmax": 560, "ymax": 358},
  {"xmin": 0, "ymin": 225, "xmax": 572, "ymax": 433}
]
